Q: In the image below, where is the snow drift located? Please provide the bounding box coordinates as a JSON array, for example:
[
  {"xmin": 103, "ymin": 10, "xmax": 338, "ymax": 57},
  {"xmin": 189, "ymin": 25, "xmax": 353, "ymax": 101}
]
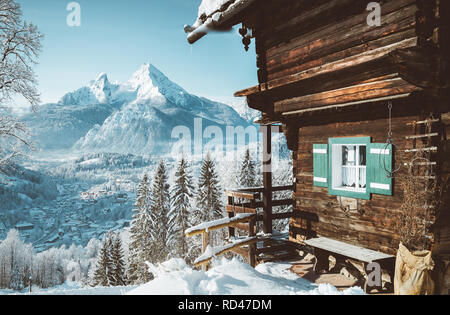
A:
[{"xmin": 128, "ymin": 258, "xmax": 365, "ymax": 295}]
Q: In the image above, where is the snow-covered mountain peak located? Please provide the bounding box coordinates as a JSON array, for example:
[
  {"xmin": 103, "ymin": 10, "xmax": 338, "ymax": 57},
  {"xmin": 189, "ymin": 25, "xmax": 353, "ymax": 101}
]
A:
[
  {"xmin": 127, "ymin": 63, "xmax": 152, "ymax": 89},
  {"xmin": 58, "ymin": 72, "xmax": 117, "ymax": 106},
  {"xmin": 90, "ymin": 73, "xmax": 113, "ymax": 104},
  {"xmin": 122, "ymin": 63, "xmax": 166, "ymax": 105}
]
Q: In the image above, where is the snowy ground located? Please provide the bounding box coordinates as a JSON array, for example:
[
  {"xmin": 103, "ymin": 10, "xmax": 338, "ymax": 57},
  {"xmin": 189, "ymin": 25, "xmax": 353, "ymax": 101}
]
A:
[
  {"xmin": 129, "ymin": 258, "xmax": 365, "ymax": 296},
  {"xmin": 2, "ymin": 282, "xmax": 137, "ymax": 295},
  {"xmin": 2, "ymin": 258, "xmax": 365, "ymax": 295}
]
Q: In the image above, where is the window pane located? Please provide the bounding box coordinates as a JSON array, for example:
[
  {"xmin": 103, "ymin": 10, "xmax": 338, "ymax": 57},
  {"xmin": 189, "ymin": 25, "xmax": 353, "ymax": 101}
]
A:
[
  {"xmin": 342, "ymin": 146, "xmax": 356, "ymax": 166},
  {"xmin": 359, "ymin": 146, "xmax": 366, "ymax": 166},
  {"xmin": 342, "ymin": 166, "xmax": 356, "ymax": 187},
  {"xmin": 359, "ymin": 167, "xmax": 366, "ymax": 188}
]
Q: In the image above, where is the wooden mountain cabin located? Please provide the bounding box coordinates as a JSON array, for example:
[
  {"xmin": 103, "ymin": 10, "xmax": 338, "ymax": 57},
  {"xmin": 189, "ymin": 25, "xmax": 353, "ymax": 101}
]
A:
[{"xmin": 185, "ymin": 0, "xmax": 450, "ymax": 294}]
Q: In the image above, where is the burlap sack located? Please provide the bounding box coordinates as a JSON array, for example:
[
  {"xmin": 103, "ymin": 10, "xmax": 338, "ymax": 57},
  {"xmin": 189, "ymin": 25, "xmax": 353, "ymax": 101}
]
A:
[{"xmin": 394, "ymin": 242, "xmax": 435, "ymax": 295}]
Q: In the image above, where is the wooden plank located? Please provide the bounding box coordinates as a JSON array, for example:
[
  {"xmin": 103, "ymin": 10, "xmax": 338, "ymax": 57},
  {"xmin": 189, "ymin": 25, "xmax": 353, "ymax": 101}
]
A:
[
  {"xmin": 266, "ymin": 3, "xmax": 417, "ymax": 68},
  {"xmin": 282, "ymin": 93, "xmax": 412, "ymax": 116},
  {"xmin": 272, "ymin": 199, "xmax": 293, "ymax": 207},
  {"xmin": 267, "ymin": 28, "xmax": 417, "ymax": 81},
  {"xmin": 274, "ymin": 78, "xmax": 420, "ymax": 113},
  {"xmin": 226, "ymin": 190, "xmax": 259, "ymax": 200},
  {"xmin": 406, "ymin": 119, "xmax": 440, "ymax": 125},
  {"xmin": 230, "ymin": 246, "xmax": 249, "ymax": 258},
  {"xmin": 404, "ymin": 147, "xmax": 438, "ymax": 153},
  {"xmin": 405, "ymin": 133, "xmax": 439, "ymax": 139},
  {"xmin": 186, "ymin": 214, "xmax": 256, "ymax": 237},
  {"xmin": 271, "ymin": 185, "xmax": 294, "ymax": 192},
  {"xmin": 271, "ymin": 211, "xmax": 295, "ymax": 220},
  {"xmin": 194, "ymin": 237, "xmax": 258, "ymax": 267},
  {"xmin": 226, "ymin": 205, "xmax": 257, "ymax": 214},
  {"xmin": 268, "ymin": 37, "xmax": 417, "ymax": 91},
  {"xmin": 304, "ymin": 237, "xmax": 394, "ymax": 263}
]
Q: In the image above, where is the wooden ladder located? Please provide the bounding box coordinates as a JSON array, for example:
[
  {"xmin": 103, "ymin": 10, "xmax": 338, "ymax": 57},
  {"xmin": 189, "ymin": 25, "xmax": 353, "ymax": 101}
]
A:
[{"xmin": 404, "ymin": 115, "xmax": 442, "ymax": 245}]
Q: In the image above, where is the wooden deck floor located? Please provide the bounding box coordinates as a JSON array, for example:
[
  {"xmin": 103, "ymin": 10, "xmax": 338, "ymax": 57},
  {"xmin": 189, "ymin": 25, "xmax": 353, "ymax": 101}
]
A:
[{"xmin": 289, "ymin": 261, "xmax": 358, "ymax": 291}]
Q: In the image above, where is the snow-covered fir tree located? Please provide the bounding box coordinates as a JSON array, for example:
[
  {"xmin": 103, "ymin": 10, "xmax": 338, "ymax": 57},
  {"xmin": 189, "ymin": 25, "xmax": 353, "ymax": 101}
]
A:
[
  {"xmin": 168, "ymin": 155, "xmax": 194, "ymax": 259},
  {"xmin": 92, "ymin": 235, "xmax": 112, "ymax": 287},
  {"xmin": 148, "ymin": 161, "xmax": 171, "ymax": 263},
  {"xmin": 110, "ymin": 232, "xmax": 126, "ymax": 286},
  {"xmin": 105, "ymin": 232, "xmax": 116, "ymax": 285},
  {"xmin": 195, "ymin": 152, "xmax": 223, "ymax": 246},
  {"xmin": 239, "ymin": 148, "xmax": 257, "ymax": 188},
  {"xmin": 10, "ymin": 264, "xmax": 24, "ymax": 291},
  {"xmin": 128, "ymin": 174, "xmax": 152, "ymax": 284}
]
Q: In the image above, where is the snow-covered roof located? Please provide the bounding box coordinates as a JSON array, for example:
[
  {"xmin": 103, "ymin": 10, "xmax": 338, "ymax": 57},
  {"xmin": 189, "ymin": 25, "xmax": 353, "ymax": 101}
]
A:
[
  {"xmin": 185, "ymin": 0, "xmax": 258, "ymax": 44},
  {"xmin": 15, "ymin": 222, "xmax": 34, "ymax": 230}
]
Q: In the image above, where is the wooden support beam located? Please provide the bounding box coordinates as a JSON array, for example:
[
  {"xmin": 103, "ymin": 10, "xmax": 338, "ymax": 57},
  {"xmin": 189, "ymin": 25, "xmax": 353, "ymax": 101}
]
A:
[
  {"xmin": 227, "ymin": 196, "xmax": 235, "ymax": 239},
  {"xmin": 202, "ymin": 232, "xmax": 209, "ymax": 271},
  {"xmin": 262, "ymin": 125, "xmax": 273, "ymax": 234},
  {"xmin": 248, "ymin": 217, "xmax": 257, "ymax": 267}
]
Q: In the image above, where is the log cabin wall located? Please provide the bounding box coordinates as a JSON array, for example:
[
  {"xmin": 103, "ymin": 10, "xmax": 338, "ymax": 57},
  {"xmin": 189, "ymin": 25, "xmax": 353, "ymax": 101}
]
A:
[
  {"xmin": 250, "ymin": 0, "xmax": 421, "ymax": 100},
  {"xmin": 288, "ymin": 98, "xmax": 447, "ymax": 256},
  {"xmin": 260, "ymin": 0, "xmax": 416, "ymax": 81}
]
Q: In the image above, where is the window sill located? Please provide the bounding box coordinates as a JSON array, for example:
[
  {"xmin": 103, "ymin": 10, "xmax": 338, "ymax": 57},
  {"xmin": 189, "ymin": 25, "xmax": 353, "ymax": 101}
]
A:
[{"xmin": 333, "ymin": 186, "xmax": 367, "ymax": 194}]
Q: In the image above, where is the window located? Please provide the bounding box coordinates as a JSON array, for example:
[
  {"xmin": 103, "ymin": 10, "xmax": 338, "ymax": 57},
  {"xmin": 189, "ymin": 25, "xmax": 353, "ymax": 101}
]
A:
[
  {"xmin": 313, "ymin": 137, "xmax": 393, "ymax": 199},
  {"xmin": 332, "ymin": 144, "xmax": 367, "ymax": 192}
]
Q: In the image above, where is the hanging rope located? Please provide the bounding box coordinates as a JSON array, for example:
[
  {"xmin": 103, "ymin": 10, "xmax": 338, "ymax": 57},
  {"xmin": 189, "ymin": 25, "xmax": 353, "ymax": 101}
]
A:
[{"xmin": 380, "ymin": 101, "xmax": 402, "ymax": 178}]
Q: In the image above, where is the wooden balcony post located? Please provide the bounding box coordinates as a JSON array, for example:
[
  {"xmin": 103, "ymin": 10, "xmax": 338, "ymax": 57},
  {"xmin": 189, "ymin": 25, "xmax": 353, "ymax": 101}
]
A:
[
  {"xmin": 248, "ymin": 216, "xmax": 256, "ymax": 267},
  {"xmin": 261, "ymin": 125, "xmax": 273, "ymax": 234},
  {"xmin": 227, "ymin": 196, "xmax": 235, "ymax": 239},
  {"xmin": 202, "ymin": 231, "xmax": 209, "ymax": 271}
]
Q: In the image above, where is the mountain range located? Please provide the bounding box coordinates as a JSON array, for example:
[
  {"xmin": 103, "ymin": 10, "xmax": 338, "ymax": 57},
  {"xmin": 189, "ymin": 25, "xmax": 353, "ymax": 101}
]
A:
[{"xmin": 23, "ymin": 64, "xmax": 258, "ymax": 155}]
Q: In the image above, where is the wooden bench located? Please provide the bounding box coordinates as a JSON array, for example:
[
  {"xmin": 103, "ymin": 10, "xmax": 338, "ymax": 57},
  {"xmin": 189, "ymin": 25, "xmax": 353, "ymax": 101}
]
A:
[{"xmin": 304, "ymin": 237, "xmax": 395, "ymax": 292}]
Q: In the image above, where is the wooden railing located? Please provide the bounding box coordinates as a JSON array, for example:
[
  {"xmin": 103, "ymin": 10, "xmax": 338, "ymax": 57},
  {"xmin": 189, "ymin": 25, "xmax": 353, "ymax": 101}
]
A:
[
  {"xmin": 186, "ymin": 185, "xmax": 295, "ymax": 270},
  {"xmin": 185, "ymin": 213, "xmax": 258, "ymax": 270},
  {"xmin": 226, "ymin": 185, "xmax": 295, "ymax": 227}
]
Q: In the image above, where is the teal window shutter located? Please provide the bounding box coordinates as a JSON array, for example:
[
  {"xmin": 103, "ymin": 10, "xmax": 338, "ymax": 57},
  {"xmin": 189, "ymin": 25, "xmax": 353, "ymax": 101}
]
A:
[
  {"xmin": 368, "ymin": 143, "xmax": 393, "ymax": 196},
  {"xmin": 313, "ymin": 144, "xmax": 329, "ymax": 187}
]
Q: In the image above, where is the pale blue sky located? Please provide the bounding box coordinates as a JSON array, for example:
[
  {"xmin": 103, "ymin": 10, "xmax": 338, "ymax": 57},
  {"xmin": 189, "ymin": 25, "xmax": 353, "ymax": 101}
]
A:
[{"xmin": 17, "ymin": 0, "xmax": 257, "ymax": 105}]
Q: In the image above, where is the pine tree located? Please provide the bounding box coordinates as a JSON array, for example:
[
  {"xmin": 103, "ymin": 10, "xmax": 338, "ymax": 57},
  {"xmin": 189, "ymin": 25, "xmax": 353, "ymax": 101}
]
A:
[
  {"xmin": 110, "ymin": 233, "xmax": 126, "ymax": 286},
  {"xmin": 92, "ymin": 235, "xmax": 111, "ymax": 287},
  {"xmin": 105, "ymin": 232, "xmax": 115, "ymax": 285},
  {"xmin": 148, "ymin": 161, "xmax": 171, "ymax": 263},
  {"xmin": 239, "ymin": 148, "xmax": 257, "ymax": 188},
  {"xmin": 128, "ymin": 174, "xmax": 152, "ymax": 284},
  {"xmin": 169, "ymin": 155, "xmax": 194, "ymax": 259},
  {"xmin": 196, "ymin": 152, "xmax": 223, "ymax": 246},
  {"xmin": 10, "ymin": 264, "xmax": 23, "ymax": 291}
]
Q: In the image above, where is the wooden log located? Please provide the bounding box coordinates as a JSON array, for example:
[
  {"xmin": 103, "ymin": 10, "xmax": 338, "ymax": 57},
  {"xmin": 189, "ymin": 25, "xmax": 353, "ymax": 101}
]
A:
[
  {"xmin": 268, "ymin": 29, "xmax": 417, "ymax": 81},
  {"xmin": 267, "ymin": 37, "xmax": 417, "ymax": 91},
  {"xmin": 266, "ymin": 3, "xmax": 417, "ymax": 69},
  {"xmin": 274, "ymin": 78, "xmax": 420, "ymax": 113}
]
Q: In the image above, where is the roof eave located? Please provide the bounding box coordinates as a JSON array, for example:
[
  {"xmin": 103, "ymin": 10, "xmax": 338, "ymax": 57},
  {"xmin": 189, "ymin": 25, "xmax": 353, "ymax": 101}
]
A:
[{"xmin": 186, "ymin": 0, "xmax": 258, "ymax": 44}]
